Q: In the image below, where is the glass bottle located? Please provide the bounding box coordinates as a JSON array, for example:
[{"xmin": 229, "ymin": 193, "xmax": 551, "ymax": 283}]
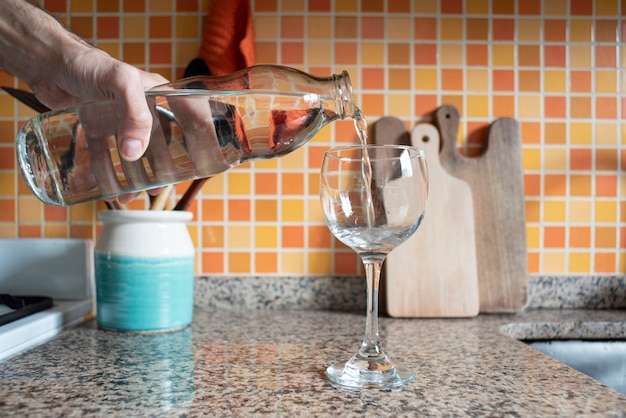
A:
[{"xmin": 17, "ymin": 65, "xmax": 357, "ymax": 206}]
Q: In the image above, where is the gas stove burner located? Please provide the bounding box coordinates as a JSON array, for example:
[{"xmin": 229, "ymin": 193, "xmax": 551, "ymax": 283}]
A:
[{"xmin": 0, "ymin": 295, "xmax": 53, "ymax": 326}]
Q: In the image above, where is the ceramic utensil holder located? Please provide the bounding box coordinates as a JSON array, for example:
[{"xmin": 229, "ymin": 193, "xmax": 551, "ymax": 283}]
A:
[{"xmin": 95, "ymin": 210, "xmax": 195, "ymax": 332}]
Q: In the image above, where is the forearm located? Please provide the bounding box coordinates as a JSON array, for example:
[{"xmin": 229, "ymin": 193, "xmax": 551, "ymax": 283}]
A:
[{"xmin": 0, "ymin": 0, "xmax": 89, "ymax": 85}]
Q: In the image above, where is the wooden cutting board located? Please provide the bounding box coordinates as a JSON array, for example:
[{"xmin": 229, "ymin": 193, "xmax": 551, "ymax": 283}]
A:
[
  {"xmin": 434, "ymin": 105, "xmax": 528, "ymax": 313},
  {"xmin": 375, "ymin": 117, "xmax": 479, "ymax": 318}
]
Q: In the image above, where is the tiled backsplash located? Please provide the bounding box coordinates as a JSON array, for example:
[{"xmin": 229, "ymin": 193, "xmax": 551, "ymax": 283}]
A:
[{"xmin": 0, "ymin": 0, "xmax": 624, "ymax": 276}]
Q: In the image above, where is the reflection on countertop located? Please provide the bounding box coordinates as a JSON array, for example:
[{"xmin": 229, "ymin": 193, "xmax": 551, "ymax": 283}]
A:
[{"xmin": 1, "ymin": 307, "xmax": 626, "ymax": 416}]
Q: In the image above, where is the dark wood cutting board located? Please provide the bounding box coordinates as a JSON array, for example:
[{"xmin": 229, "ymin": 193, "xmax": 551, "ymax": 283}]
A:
[
  {"xmin": 375, "ymin": 117, "xmax": 479, "ymax": 318},
  {"xmin": 434, "ymin": 105, "xmax": 528, "ymax": 313}
]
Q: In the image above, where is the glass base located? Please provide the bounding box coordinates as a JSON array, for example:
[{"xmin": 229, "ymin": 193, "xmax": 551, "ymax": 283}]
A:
[{"xmin": 326, "ymin": 352, "xmax": 415, "ymax": 390}]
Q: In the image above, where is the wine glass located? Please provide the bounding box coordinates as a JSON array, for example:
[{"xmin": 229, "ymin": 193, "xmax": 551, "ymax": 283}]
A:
[{"xmin": 320, "ymin": 144, "xmax": 428, "ymax": 390}]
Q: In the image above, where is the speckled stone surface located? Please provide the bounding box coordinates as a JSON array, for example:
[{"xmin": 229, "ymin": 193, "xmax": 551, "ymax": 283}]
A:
[{"xmin": 1, "ymin": 308, "xmax": 626, "ymax": 416}]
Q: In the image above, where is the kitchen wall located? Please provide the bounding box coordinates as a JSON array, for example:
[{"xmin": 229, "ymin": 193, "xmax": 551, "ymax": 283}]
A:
[{"xmin": 0, "ymin": 0, "xmax": 624, "ymax": 276}]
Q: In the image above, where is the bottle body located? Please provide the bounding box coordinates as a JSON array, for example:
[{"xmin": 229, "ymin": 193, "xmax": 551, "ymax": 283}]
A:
[{"xmin": 17, "ymin": 65, "xmax": 355, "ymax": 206}]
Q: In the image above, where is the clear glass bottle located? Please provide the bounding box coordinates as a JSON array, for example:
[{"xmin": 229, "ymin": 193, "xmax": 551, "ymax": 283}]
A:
[{"xmin": 17, "ymin": 65, "xmax": 357, "ymax": 206}]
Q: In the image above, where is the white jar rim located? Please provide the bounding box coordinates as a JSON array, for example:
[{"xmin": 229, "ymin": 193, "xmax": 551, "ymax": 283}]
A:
[{"xmin": 98, "ymin": 210, "xmax": 192, "ymax": 224}]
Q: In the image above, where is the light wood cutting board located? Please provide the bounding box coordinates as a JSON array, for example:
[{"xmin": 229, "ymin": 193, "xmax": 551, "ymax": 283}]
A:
[
  {"xmin": 434, "ymin": 105, "xmax": 528, "ymax": 313},
  {"xmin": 375, "ymin": 117, "xmax": 479, "ymax": 318}
]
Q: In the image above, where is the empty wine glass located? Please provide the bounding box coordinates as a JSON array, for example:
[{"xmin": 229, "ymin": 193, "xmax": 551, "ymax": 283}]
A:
[{"xmin": 320, "ymin": 144, "xmax": 428, "ymax": 390}]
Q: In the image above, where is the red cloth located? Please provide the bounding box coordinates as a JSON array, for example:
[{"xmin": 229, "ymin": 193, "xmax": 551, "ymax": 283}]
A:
[{"xmin": 197, "ymin": 0, "xmax": 256, "ymax": 75}]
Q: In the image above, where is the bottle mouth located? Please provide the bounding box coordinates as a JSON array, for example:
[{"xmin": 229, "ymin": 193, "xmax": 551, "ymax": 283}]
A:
[{"xmin": 334, "ymin": 71, "xmax": 356, "ymax": 118}]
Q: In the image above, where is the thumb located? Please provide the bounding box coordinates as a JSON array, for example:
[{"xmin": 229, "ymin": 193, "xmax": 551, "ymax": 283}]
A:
[{"xmin": 117, "ymin": 90, "xmax": 153, "ymax": 161}]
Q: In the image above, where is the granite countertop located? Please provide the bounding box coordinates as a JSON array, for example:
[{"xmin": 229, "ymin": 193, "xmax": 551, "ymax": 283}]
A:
[{"xmin": 1, "ymin": 306, "xmax": 626, "ymax": 416}]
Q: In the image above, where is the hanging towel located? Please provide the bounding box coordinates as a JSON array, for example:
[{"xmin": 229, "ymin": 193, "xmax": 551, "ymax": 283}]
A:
[{"xmin": 197, "ymin": 0, "xmax": 256, "ymax": 75}]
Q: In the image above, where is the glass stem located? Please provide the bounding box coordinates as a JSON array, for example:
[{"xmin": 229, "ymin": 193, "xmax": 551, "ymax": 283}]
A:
[{"xmin": 359, "ymin": 258, "xmax": 384, "ymax": 359}]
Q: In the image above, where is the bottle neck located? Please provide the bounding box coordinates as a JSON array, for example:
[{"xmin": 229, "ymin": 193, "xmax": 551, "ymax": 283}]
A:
[{"xmin": 331, "ymin": 71, "xmax": 357, "ymax": 119}]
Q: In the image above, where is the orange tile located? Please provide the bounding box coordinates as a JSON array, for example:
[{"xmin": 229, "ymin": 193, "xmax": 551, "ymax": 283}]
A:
[
  {"xmin": 544, "ymin": 174, "xmax": 566, "ymax": 196},
  {"xmin": 544, "ymin": 226, "xmax": 566, "ymax": 248},
  {"xmin": 524, "ymin": 174, "xmax": 541, "ymax": 196},
  {"xmin": 570, "ymin": 227, "xmax": 591, "ymax": 248},
  {"xmin": 97, "ymin": 17, "xmax": 119, "ymax": 39},
  {"xmin": 492, "ymin": 96, "xmax": 515, "ymax": 118},
  {"xmin": 255, "ymin": 0, "xmax": 277, "ymax": 12},
  {"xmin": 334, "ymin": 42, "xmax": 357, "ymax": 65},
  {"xmin": 544, "ymin": 0, "xmax": 567, "ymax": 15},
  {"xmin": 202, "ymin": 251, "xmax": 224, "ymax": 273},
  {"xmin": 255, "ymin": 173, "xmax": 277, "ymax": 195},
  {"xmin": 361, "ymin": 17, "xmax": 384, "ymax": 39},
  {"xmin": 596, "ymin": 20, "xmax": 618, "ymax": 43},
  {"xmin": 149, "ymin": 42, "xmax": 171, "ymax": 64},
  {"xmin": 527, "ymin": 252, "xmax": 540, "ymax": 274},
  {"xmin": 467, "ymin": 18, "xmax": 488, "ymax": 40},
  {"xmin": 388, "ymin": 69, "xmax": 411, "ymax": 90},
  {"xmin": 571, "ymin": 0, "xmax": 593, "ymax": 15},
  {"xmin": 570, "ymin": 96, "xmax": 591, "ymax": 118},
  {"xmin": 256, "ymin": 42, "xmax": 278, "ymax": 64},
  {"xmin": 229, "ymin": 252, "xmax": 251, "ymax": 274},
  {"xmin": 282, "ymin": 226, "xmax": 304, "ymax": 248},
  {"xmin": 596, "ymin": 149, "xmax": 618, "ymax": 171},
  {"xmin": 281, "ymin": 173, "xmax": 304, "ymax": 195},
  {"xmin": 44, "ymin": 206, "xmax": 68, "ymax": 222},
  {"xmin": 493, "ymin": 0, "xmax": 514, "ymax": 13},
  {"xmin": 544, "ymin": 19, "xmax": 566, "ymax": 42},
  {"xmin": 596, "ymin": 0, "xmax": 619, "ymax": 15},
  {"xmin": 281, "ymin": 42, "xmax": 304, "ymax": 65},
  {"xmin": 526, "ymin": 201, "xmax": 541, "ymax": 223},
  {"xmin": 493, "ymin": 70, "xmax": 514, "ymax": 91},
  {"xmin": 335, "ymin": 16, "xmax": 357, "ymax": 38},
  {"xmin": 334, "ymin": 120, "xmax": 359, "ymax": 143},
  {"xmin": 361, "ymin": 94, "xmax": 385, "ymax": 116},
  {"xmin": 150, "ymin": 16, "xmax": 172, "ymax": 38},
  {"xmin": 466, "ymin": 44, "xmax": 488, "ymax": 66},
  {"xmin": 308, "ymin": 225, "xmax": 332, "ymax": 248},
  {"xmin": 594, "ymin": 252, "xmax": 616, "ymax": 273},
  {"xmin": 361, "ymin": 68, "xmax": 384, "ymax": 89},
  {"xmin": 544, "ymin": 46, "xmax": 566, "ymax": 67},
  {"xmin": 308, "ymin": 16, "xmax": 332, "ymax": 39},
  {"xmin": 570, "ymin": 71, "xmax": 592, "ymax": 92},
  {"xmin": 571, "ymin": 175, "xmax": 592, "ymax": 196},
  {"xmin": 467, "ymin": 122, "xmax": 489, "ymax": 147},
  {"xmin": 228, "ymin": 199, "xmax": 251, "ymax": 221},
  {"xmin": 310, "ymin": 0, "xmax": 331, "ymax": 11},
  {"xmin": 441, "ymin": 69, "xmax": 463, "ymax": 91},
  {"xmin": 388, "ymin": 43, "xmax": 411, "ymax": 65},
  {"xmin": 361, "ymin": 0, "xmax": 383, "ymax": 12},
  {"xmin": 334, "ymin": 252, "xmax": 358, "ymax": 275},
  {"xmin": 518, "ymin": 19, "xmax": 541, "ymax": 41},
  {"xmin": 334, "ymin": 0, "xmax": 356, "ymax": 12},
  {"xmin": 414, "ymin": 94, "xmax": 438, "ymax": 118},
  {"xmin": 361, "ymin": 43, "xmax": 385, "ymax": 65},
  {"xmin": 518, "ymin": 45, "xmax": 540, "ymax": 67},
  {"xmin": 441, "ymin": 0, "xmax": 463, "ymax": 13},
  {"xmin": 0, "ymin": 199, "xmax": 15, "ymax": 222},
  {"xmin": 518, "ymin": 70, "xmax": 540, "ymax": 91},
  {"xmin": 544, "ymin": 96, "xmax": 566, "ymax": 118},
  {"xmin": 597, "ymin": 175, "xmax": 618, "ymax": 197},
  {"xmin": 519, "ymin": 0, "xmax": 541, "ymax": 14},
  {"xmin": 255, "ymin": 199, "xmax": 277, "ymax": 222},
  {"xmin": 570, "ymin": 20, "xmax": 593, "ymax": 42},
  {"xmin": 388, "ymin": 0, "xmax": 410, "ymax": 13},
  {"xmin": 596, "ymin": 227, "xmax": 617, "ymax": 248},
  {"xmin": 255, "ymin": 252, "xmax": 278, "ymax": 273},
  {"xmin": 521, "ymin": 122, "xmax": 541, "ymax": 144},
  {"xmin": 70, "ymin": 16, "xmax": 94, "ymax": 39},
  {"xmin": 493, "ymin": 19, "xmax": 515, "ymax": 41},
  {"xmin": 414, "ymin": 44, "xmax": 437, "ymax": 65},
  {"xmin": 571, "ymin": 148, "xmax": 592, "ymax": 170},
  {"xmin": 18, "ymin": 225, "xmax": 41, "ymax": 238},
  {"xmin": 308, "ymin": 145, "xmax": 328, "ymax": 169},
  {"xmin": 281, "ymin": 16, "xmax": 304, "ymax": 38},
  {"xmin": 413, "ymin": 17, "xmax": 437, "ymax": 40},
  {"xmin": 441, "ymin": 18, "xmax": 463, "ymax": 41},
  {"xmin": 596, "ymin": 97, "xmax": 617, "ymax": 119},
  {"xmin": 596, "ymin": 46, "xmax": 617, "ymax": 68}
]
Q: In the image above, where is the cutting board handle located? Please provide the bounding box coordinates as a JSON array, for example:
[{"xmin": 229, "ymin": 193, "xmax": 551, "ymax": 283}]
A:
[{"xmin": 434, "ymin": 105, "xmax": 461, "ymax": 163}]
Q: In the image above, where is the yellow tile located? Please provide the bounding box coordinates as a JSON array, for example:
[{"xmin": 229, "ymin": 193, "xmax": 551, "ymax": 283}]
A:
[
  {"xmin": 360, "ymin": 43, "xmax": 385, "ymax": 65},
  {"xmin": 310, "ymin": 124, "xmax": 331, "ymax": 144},
  {"xmin": 526, "ymin": 226, "xmax": 540, "ymax": 248},
  {"xmin": 570, "ymin": 122, "xmax": 593, "ymax": 145},
  {"xmin": 281, "ymin": 199, "xmax": 304, "ymax": 222},
  {"xmin": 308, "ymin": 16, "xmax": 331, "ymax": 39},
  {"xmin": 228, "ymin": 252, "xmax": 251, "ymax": 274},
  {"xmin": 255, "ymin": 225, "xmax": 278, "ymax": 248},
  {"xmin": 441, "ymin": 18, "xmax": 463, "ymax": 41},
  {"xmin": 122, "ymin": 16, "xmax": 146, "ymax": 39},
  {"xmin": 522, "ymin": 148, "xmax": 542, "ymax": 170},
  {"xmin": 187, "ymin": 224, "xmax": 199, "ymax": 249},
  {"xmin": 308, "ymin": 251, "xmax": 332, "ymax": 274},
  {"xmin": 466, "ymin": 95, "xmax": 489, "ymax": 117},
  {"xmin": 492, "ymin": 45, "xmax": 514, "ymax": 67},
  {"xmin": 517, "ymin": 19, "xmax": 541, "ymax": 42},
  {"xmin": 308, "ymin": 41, "xmax": 332, "ymax": 65},
  {"xmin": 387, "ymin": 17, "xmax": 412, "ymax": 39},
  {"xmin": 227, "ymin": 172, "xmax": 251, "ymax": 195},
  {"xmin": 254, "ymin": 159, "xmax": 278, "ymax": 169},
  {"xmin": 595, "ymin": 122, "xmax": 618, "ymax": 145},
  {"xmin": 440, "ymin": 44, "xmax": 463, "ymax": 66},
  {"xmin": 44, "ymin": 224, "xmax": 68, "ymax": 238},
  {"xmin": 544, "ymin": 200, "xmax": 566, "ymax": 222},
  {"xmin": 228, "ymin": 225, "xmax": 251, "ymax": 248},
  {"xmin": 570, "ymin": 20, "xmax": 592, "ymax": 43},
  {"xmin": 0, "ymin": 223, "xmax": 17, "ymax": 237},
  {"xmin": 0, "ymin": 172, "xmax": 15, "ymax": 195},
  {"xmin": 542, "ymin": 252, "xmax": 566, "ymax": 273},
  {"xmin": 280, "ymin": 147, "xmax": 305, "ymax": 169},
  {"xmin": 518, "ymin": 96, "xmax": 542, "ymax": 118},
  {"xmin": 70, "ymin": 203, "xmax": 95, "ymax": 222},
  {"xmin": 544, "ymin": 70, "xmax": 566, "ymax": 93},
  {"xmin": 596, "ymin": 200, "xmax": 618, "ymax": 223},
  {"xmin": 544, "ymin": 148, "xmax": 567, "ymax": 171},
  {"xmin": 308, "ymin": 198, "xmax": 325, "ymax": 222},
  {"xmin": 570, "ymin": 45, "xmax": 592, "ymax": 68},
  {"xmin": 18, "ymin": 199, "xmax": 42, "ymax": 222},
  {"xmin": 569, "ymin": 252, "xmax": 591, "ymax": 273},
  {"xmin": 176, "ymin": 16, "xmax": 200, "ymax": 38},
  {"xmin": 387, "ymin": 94, "xmax": 412, "ymax": 117},
  {"xmin": 570, "ymin": 200, "xmax": 592, "ymax": 223},
  {"xmin": 414, "ymin": 69, "xmax": 438, "ymax": 90},
  {"xmin": 596, "ymin": 71, "xmax": 617, "ymax": 93},
  {"xmin": 281, "ymin": 251, "xmax": 305, "ymax": 274},
  {"xmin": 335, "ymin": 0, "xmax": 357, "ymax": 12},
  {"xmin": 255, "ymin": 16, "xmax": 279, "ymax": 38},
  {"xmin": 466, "ymin": 69, "xmax": 488, "ymax": 91}
]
